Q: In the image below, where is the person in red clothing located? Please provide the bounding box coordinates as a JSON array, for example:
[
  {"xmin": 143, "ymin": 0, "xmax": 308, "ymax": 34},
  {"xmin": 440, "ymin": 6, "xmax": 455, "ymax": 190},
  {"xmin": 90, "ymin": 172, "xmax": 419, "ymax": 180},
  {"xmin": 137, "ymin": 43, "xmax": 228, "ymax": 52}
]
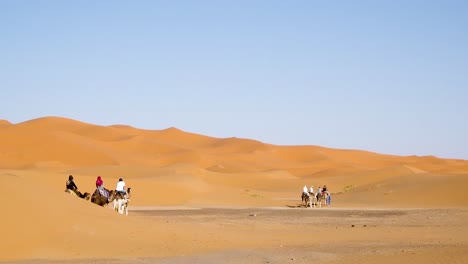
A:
[
  {"xmin": 95, "ymin": 176, "xmax": 109, "ymax": 198},
  {"xmin": 96, "ymin": 176, "xmax": 103, "ymax": 188}
]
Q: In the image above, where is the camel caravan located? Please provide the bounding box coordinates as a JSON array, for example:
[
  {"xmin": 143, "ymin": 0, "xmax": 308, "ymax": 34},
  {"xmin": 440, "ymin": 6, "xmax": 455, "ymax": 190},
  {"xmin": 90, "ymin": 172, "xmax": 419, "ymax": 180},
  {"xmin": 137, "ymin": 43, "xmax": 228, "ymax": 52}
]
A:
[
  {"xmin": 301, "ymin": 185, "xmax": 331, "ymax": 208},
  {"xmin": 65, "ymin": 175, "xmax": 132, "ymax": 215}
]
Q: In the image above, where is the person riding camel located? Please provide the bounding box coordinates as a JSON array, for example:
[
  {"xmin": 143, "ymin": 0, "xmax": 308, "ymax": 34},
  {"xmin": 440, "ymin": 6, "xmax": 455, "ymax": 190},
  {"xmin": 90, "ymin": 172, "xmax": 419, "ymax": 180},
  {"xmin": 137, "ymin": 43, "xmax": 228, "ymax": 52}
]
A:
[
  {"xmin": 66, "ymin": 175, "xmax": 81, "ymax": 196},
  {"xmin": 317, "ymin": 186, "xmax": 322, "ymax": 199},
  {"xmin": 322, "ymin": 185, "xmax": 328, "ymax": 194},
  {"xmin": 301, "ymin": 185, "xmax": 310, "ymax": 203},
  {"xmin": 115, "ymin": 178, "xmax": 127, "ymax": 198},
  {"xmin": 95, "ymin": 176, "xmax": 109, "ymax": 199},
  {"xmin": 96, "ymin": 176, "xmax": 103, "ymax": 188},
  {"xmin": 309, "ymin": 185, "xmax": 314, "ymax": 195}
]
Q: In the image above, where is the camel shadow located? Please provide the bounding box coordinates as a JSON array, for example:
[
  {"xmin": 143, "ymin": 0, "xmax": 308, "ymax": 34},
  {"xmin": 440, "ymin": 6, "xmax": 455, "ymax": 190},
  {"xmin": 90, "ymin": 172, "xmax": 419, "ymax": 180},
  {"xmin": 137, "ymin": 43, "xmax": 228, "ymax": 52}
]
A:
[{"xmin": 286, "ymin": 204, "xmax": 306, "ymax": 208}]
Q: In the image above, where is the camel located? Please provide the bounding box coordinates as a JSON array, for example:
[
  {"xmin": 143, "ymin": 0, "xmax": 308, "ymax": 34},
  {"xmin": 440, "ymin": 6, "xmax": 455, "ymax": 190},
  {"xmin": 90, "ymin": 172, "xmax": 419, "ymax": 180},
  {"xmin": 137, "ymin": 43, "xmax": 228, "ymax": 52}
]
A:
[
  {"xmin": 308, "ymin": 192, "xmax": 317, "ymax": 208},
  {"xmin": 91, "ymin": 189, "xmax": 116, "ymax": 207},
  {"xmin": 316, "ymin": 192, "xmax": 329, "ymax": 208},
  {"xmin": 113, "ymin": 188, "xmax": 131, "ymax": 215},
  {"xmin": 301, "ymin": 192, "xmax": 310, "ymax": 207},
  {"xmin": 65, "ymin": 189, "xmax": 91, "ymax": 200},
  {"xmin": 301, "ymin": 192, "xmax": 318, "ymax": 208}
]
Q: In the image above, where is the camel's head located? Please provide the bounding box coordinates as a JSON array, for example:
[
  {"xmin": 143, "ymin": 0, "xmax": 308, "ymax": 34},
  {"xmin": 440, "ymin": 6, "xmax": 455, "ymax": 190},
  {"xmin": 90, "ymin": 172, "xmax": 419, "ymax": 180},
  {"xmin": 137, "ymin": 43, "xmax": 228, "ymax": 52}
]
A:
[
  {"xmin": 106, "ymin": 190, "xmax": 114, "ymax": 201},
  {"xmin": 83, "ymin": 192, "xmax": 91, "ymax": 200}
]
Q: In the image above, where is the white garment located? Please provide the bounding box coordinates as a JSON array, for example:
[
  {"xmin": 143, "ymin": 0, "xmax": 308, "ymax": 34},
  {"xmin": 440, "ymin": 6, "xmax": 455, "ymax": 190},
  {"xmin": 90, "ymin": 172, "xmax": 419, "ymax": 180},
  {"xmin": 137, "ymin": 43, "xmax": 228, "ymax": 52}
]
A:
[
  {"xmin": 309, "ymin": 187, "xmax": 314, "ymax": 194},
  {"xmin": 318, "ymin": 187, "xmax": 322, "ymax": 194},
  {"xmin": 116, "ymin": 181, "xmax": 126, "ymax": 191},
  {"xmin": 303, "ymin": 185, "xmax": 308, "ymax": 193}
]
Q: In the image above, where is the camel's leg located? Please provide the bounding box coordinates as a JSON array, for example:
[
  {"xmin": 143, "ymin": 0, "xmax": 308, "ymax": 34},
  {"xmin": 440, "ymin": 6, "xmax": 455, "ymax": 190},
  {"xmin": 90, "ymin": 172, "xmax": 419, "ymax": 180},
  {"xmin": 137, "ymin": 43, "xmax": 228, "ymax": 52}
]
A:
[
  {"xmin": 117, "ymin": 200, "xmax": 122, "ymax": 214},
  {"xmin": 113, "ymin": 199, "xmax": 118, "ymax": 212},
  {"xmin": 118, "ymin": 199, "xmax": 124, "ymax": 214}
]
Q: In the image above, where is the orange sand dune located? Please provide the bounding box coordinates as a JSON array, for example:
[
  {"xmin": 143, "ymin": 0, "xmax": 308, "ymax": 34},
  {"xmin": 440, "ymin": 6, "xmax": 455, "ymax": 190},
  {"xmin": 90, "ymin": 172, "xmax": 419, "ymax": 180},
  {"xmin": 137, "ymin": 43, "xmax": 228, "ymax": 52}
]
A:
[
  {"xmin": 1, "ymin": 116, "xmax": 468, "ymax": 262},
  {"xmin": 1, "ymin": 116, "xmax": 467, "ymax": 205},
  {"xmin": 0, "ymin": 119, "xmax": 11, "ymax": 127}
]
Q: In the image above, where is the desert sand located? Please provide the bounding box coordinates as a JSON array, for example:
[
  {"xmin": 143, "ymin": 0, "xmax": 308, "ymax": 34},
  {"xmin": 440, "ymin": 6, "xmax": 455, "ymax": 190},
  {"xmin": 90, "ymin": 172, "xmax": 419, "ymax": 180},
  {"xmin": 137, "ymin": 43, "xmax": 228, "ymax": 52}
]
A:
[{"xmin": 1, "ymin": 116, "xmax": 467, "ymax": 263}]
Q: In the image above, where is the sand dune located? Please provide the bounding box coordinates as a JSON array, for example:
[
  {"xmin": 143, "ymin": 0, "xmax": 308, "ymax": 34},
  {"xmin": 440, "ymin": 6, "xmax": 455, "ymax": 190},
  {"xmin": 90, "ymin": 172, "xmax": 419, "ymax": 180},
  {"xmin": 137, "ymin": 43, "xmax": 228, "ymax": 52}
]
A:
[
  {"xmin": 1, "ymin": 116, "xmax": 467, "ymax": 262},
  {"xmin": 0, "ymin": 119, "xmax": 11, "ymax": 127}
]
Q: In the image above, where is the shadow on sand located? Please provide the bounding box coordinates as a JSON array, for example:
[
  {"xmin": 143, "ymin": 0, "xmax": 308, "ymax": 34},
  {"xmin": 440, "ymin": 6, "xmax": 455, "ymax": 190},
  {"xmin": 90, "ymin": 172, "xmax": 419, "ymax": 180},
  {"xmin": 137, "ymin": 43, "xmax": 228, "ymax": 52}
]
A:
[{"xmin": 286, "ymin": 204, "xmax": 306, "ymax": 208}]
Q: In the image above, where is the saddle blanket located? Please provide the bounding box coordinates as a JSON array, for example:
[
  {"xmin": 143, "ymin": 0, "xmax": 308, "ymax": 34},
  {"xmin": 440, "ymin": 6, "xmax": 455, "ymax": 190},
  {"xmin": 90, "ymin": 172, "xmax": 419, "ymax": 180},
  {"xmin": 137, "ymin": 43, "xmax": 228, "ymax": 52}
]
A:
[{"xmin": 99, "ymin": 188, "xmax": 109, "ymax": 197}]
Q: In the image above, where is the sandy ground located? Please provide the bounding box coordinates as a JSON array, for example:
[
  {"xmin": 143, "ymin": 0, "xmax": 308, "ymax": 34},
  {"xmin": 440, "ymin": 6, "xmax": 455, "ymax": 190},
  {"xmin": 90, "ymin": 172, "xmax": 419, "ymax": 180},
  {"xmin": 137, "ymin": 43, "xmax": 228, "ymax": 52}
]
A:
[
  {"xmin": 3, "ymin": 206, "xmax": 468, "ymax": 264},
  {"xmin": 1, "ymin": 117, "xmax": 468, "ymax": 263}
]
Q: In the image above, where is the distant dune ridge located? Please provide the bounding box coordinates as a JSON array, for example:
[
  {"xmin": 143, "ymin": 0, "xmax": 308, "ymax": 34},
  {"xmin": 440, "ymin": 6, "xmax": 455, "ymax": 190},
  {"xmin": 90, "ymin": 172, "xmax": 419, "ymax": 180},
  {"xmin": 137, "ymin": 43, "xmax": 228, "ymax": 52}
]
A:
[
  {"xmin": 1, "ymin": 116, "xmax": 467, "ymax": 203},
  {"xmin": 1, "ymin": 116, "xmax": 468, "ymax": 261},
  {"xmin": 0, "ymin": 119, "xmax": 11, "ymax": 127}
]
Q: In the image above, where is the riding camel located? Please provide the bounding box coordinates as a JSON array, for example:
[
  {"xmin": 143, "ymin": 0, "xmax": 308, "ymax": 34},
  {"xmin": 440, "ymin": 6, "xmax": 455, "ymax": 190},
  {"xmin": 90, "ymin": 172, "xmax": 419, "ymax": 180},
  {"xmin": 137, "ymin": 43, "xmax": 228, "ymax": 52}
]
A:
[
  {"xmin": 91, "ymin": 189, "xmax": 116, "ymax": 207},
  {"xmin": 301, "ymin": 192, "xmax": 317, "ymax": 208},
  {"xmin": 316, "ymin": 192, "xmax": 329, "ymax": 208},
  {"xmin": 113, "ymin": 188, "xmax": 132, "ymax": 215}
]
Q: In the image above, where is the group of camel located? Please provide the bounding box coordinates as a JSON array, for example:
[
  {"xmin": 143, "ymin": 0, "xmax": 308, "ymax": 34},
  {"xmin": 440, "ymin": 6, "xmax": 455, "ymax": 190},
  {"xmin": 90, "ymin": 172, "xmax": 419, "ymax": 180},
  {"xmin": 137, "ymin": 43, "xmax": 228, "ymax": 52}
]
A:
[
  {"xmin": 301, "ymin": 191, "xmax": 329, "ymax": 208},
  {"xmin": 65, "ymin": 187, "xmax": 132, "ymax": 215}
]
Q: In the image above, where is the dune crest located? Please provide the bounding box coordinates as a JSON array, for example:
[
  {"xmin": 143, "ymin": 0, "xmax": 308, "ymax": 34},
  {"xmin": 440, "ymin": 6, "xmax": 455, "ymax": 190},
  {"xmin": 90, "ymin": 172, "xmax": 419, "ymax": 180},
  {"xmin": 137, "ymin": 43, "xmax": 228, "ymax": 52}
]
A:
[
  {"xmin": 0, "ymin": 119, "xmax": 12, "ymax": 126},
  {"xmin": 0, "ymin": 116, "xmax": 467, "ymax": 205}
]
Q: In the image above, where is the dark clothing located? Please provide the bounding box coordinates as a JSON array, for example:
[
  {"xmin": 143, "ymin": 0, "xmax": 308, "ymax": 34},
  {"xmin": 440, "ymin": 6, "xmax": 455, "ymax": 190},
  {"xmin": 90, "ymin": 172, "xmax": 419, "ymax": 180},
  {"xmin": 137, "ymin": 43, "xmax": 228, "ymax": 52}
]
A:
[{"xmin": 66, "ymin": 180, "xmax": 78, "ymax": 191}]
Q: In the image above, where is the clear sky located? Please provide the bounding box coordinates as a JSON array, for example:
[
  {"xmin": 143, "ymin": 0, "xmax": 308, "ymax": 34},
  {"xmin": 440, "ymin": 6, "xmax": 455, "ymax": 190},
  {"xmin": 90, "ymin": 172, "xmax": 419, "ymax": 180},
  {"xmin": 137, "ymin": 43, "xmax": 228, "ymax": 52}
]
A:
[{"xmin": 1, "ymin": 1, "xmax": 467, "ymax": 159}]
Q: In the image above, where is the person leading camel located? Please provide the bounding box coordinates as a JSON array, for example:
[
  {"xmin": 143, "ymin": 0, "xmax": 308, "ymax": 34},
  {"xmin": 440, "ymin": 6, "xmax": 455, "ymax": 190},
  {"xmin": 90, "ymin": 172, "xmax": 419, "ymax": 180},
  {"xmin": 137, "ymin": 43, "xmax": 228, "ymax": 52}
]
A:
[{"xmin": 323, "ymin": 185, "xmax": 331, "ymax": 205}]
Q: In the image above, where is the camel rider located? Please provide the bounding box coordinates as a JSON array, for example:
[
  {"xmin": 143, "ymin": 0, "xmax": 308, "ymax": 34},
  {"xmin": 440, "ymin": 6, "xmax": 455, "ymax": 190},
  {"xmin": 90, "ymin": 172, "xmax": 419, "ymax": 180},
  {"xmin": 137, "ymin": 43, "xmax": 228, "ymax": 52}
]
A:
[
  {"xmin": 96, "ymin": 176, "xmax": 103, "ymax": 188},
  {"xmin": 309, "ymin": 185, "xmax": 314, "ymax": 195},
  {"xmin": 116, "ymin": 178, "xmax": 127, "ymax": 198},
  {"xmin": 303, "ymin": 185, "xmax": 308, "ymax": 195},
  {"xmin": 95, "ymin": 176, "xmax": 109, "ymax": 198},
  {"xmin": 322, "ymin": 185, "xmax": 328, "ymax": 195},
  {"xmin": 66, "ymin": 175, "xmax": 80, "ymax": 196}
]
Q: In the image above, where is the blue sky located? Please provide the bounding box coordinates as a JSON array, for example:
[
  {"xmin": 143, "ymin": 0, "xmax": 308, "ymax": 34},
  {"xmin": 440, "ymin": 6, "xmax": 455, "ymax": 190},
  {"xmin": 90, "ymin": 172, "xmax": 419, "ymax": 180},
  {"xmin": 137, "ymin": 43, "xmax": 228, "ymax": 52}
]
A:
[{"xmin": 1, "ymin": 1, "xmax": 467, "ymax": 159}]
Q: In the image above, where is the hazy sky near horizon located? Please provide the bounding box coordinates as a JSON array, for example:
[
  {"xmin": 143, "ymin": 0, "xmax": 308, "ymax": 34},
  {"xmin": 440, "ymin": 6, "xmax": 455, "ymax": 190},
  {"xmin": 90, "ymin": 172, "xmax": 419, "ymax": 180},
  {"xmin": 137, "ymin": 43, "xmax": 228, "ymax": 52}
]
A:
[{"xmin": 1, "ymin": 1, "xmax": 467, "ymax": 159}]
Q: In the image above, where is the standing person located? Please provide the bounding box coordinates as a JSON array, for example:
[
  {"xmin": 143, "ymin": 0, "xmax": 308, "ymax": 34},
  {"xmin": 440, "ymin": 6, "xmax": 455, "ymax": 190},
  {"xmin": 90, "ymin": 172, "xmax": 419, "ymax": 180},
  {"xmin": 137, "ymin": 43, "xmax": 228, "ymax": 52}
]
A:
[
  {"xmin": 323, "ymin": 185, "xmax": 331, "ymax": 205},
  {"xmin": 116, "ymin": 178, "xmax": 127, "ymax": 197}
]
